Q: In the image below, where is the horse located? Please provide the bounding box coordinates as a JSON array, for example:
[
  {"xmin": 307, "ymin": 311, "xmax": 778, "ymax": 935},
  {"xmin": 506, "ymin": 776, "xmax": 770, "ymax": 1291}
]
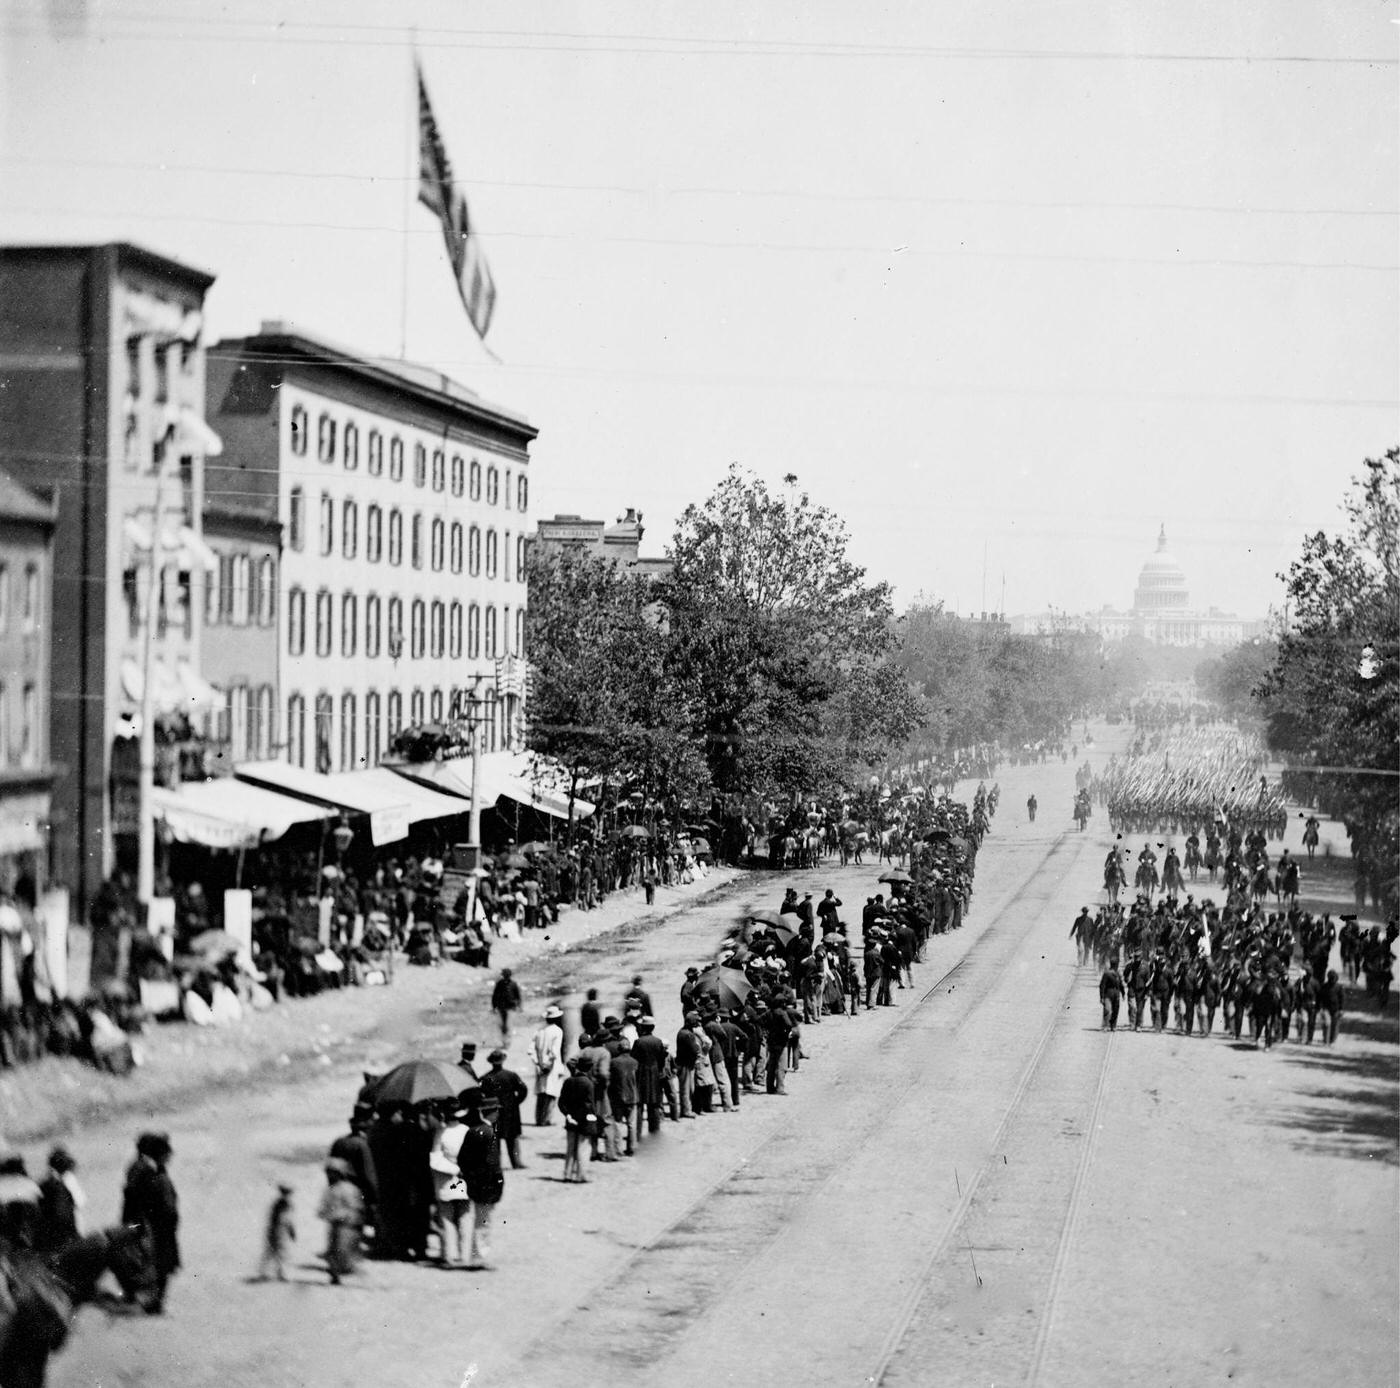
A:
[
  {"xmin": 1302, "ymin": 817, "xmax": 1320, "ymax": 860},
  {"xmin": 1073, "ymin": 795, "xmax": 1090, "ymax": 832},
  {"xmin": 1184, "ymin": 835, "xmax": 1202, "ymax": 881},
  {"xmin": 1194, "ymin": 963, "xmax": 1220, "ymax": 1037},
  {"xmin": 1248, "ymin": 975, "xmax": 1286, "ymax": 1049},
  {"xmin": 1104, "ymin": 860, "xmax": 1126, "ymax": 907},
  {"xmin": 1134, "ymin": 859, "xmax": 1158, "ymax": 903}
]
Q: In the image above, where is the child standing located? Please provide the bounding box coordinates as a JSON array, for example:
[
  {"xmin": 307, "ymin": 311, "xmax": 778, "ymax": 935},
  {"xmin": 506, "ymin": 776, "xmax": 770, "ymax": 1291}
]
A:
[
  {"xmin": 317, "ymin": 1159, "xmax": 364, "ymax": 1285},
  {"xmin": 257, "ymin": 1183, "xmax": 296, "ymax": 1281}
]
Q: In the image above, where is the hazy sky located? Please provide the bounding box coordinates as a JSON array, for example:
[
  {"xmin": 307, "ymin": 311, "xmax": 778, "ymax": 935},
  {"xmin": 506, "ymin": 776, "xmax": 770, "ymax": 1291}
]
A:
[{"xmin": 3, "ymin": 0, "xmax": 1396, "ymax": 619}]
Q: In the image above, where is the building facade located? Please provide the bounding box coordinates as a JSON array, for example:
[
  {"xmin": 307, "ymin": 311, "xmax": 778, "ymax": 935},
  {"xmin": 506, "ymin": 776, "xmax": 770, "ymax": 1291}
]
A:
[
  {"xmin": 0, "ymin": 470, "xmax": 56, "ymax": 889},
  {"xmin": 532, "ymin": 507, "xmax": 672, "ymax": 577},
  {"xmin": 0, "ymin": 244, "xmax": 221, "ymax": 910},
  {"xmin": 1011, "ymin": 527, "xmax": 1261, "ymax": 647},
  {"xmin": 206, "ymin": 323, "xmax": 537, "ymax": 775}
]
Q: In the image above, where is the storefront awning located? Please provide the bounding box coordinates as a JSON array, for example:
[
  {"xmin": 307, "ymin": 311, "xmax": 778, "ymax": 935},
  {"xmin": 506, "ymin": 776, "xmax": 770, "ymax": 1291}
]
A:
[
  {"xmin": 324, "ymin": 767, "xmax": 470, "ymax": 828},
  {"xmin": 120, "ymin": 658, "xmax": 220, "ymax": 715},
  {"xmin": 393, "ymin": 750, "xmax": 594, "ymax": 821},
  {"xmin": 151, "ymin": 779, "xmax": 330, "ymax": 850},
  {"xmin": 234, "ymin": 760, "xmax": 411, "ymax": 846}
]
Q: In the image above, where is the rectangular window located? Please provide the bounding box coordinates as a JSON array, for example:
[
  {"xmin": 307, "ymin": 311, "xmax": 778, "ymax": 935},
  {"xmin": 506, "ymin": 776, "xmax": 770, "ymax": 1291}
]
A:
[
  {"xmin": 451, "ymin": 454, "xmax": 465, "ymax": 496},
  {"xmin": 341, "ymin": 592, "xmax": 357, "ymax": 657},
  {"xmin": 430, "ymin": 600, "xmax": 445, "ymax": 659},
  {"xmin": 486, "ymin": 467, "xmax": 499, "ymax": 506},
  {"xmin": 315, "ymin": 693, "xmax": 333, "ymax": 773},
  {"xmin": 153, "ymin": 345, "xmax": 169, "ymax": 403},
  {"xmin": 515, "ymin": 607, "xmax": 525, "ymax": 659},
  {"xmin": 449, "ymin": 602, "xmax": 462, "ymax": 659},
  {"xmin": 485, "ymin": 530, "xmax": 498, "ymax": 579},
  {"xmin": 410, "ymin": 599, "xmax": 426, "ymax": 659},
  {"xmin": 517, "ymin": 474, "xmax": 528, "ymax": 513},
  {"xmin": 388, "ymin": 510, "xmax": 403, "ymax": 566},
  {"xmin": 365, "ymin": 594, "xmax": 382, "ymax": 658},
  {"xmin": 290, "ymin": 403, "xmax": 308, "ymax": 455},
  {"xmin": 344, "ymin": 422, "xmax": 359, "ymax": 470},
  {"xmin": 125, "ymin": 336, "xmax": 141, "ymax": 399},
  {"xmin": 257, "ymin": 557, "xmax": 276, "ymax": 626},
  {"xmin": 315, "ymin": 589, "xmax": 333, "ymax": 657},
  {"xmin": 470, "ymin": 460, "xmax": 481, "ymax": 500},
  {"xmin": 504, "ymin": 529, "xmax": 511, "ymax": 582},
  {"xmin": 504, "ymin": 469, "xmax": 512, "ymax": 511},
  {"xmin": 468, "ymin": 526, "xmax": 481, "ymax": 576},
  {"xmin": 367, "ymin": 505, "xmax": 383, "ymax": 563},
  {"xmin": 288, "ymin": 586, "xmax": 306, "ymax": 655},
  {"xmin": 21, "ymin": 564, "xmax": 38, "ymax": 631},
  {"xmin": 20, "ymin": 682, "xmax": 37, "ymax": 767},
  {"xmin": 430, "ymin": 689, "xmax": 444, "ymax": 722},
  {"xmin": 341, "ymin": 693, "xmax": 357, "ymax": 770},
  {"xmin": 410, "ymin": 689, "xmax": 425, "ymax": 725},
  {"xmin": 468, "ymin": 603, "xmax": 481, "ymax": 659},
  {"xmin": 411, "ymin": 513, "xmax": 423, "ymax": 569},
  {"xmin": 516, "ymin": 534, "xmax": 527, "ymax": 580},
  {"xmin": 389, "ymin": 436, "xmax": 404, "ymax": 481},
  {"xmin": 432, "ymin": 449, "xmax": 445, "ymax": 492},
  {"xmin": 413, "ymin": 443, "xmax": 427, "ymax": 488},
  {"xmin": 450, "ymin": 523, "xmax": 463, "ymax": 574},
  {"xmin": 230, "ymin": 554, "xmax": 250, "ymax": 626},
  {"xmin": 365, "ymin": 692, "xmax": 381, "ymax": 767},
  {"xmin": 319, "ymin": 493, "xmax": 334, "ymax": 556},
  {"xmin": 287, "ymin": 694, "xmax": 305, "ymax": 767},
  {"xmin": 388, "ymin": 597, "xmax": 403, "ymax": 658},
  {"xmin": 368, "ymin": 430, "xmax": 383, "ymax": 476},
  {"xmin": 387, "ymin": 690, "xmax": 403, "ymax": 740},
  {"xmin": 503, "ymin": 604, "xmax": 511, "ymax": 656},
  {"xmin": 288, "ymin": 487, "xmax": 305, "ymax": 551},
  {"xmin": 204, "ymin": 558, "xmax": 221, "ymax": 627},
  {"xmin": 431, "ymin": 518, "xmax": 445, "ymax": 571},
  {"xmin": 485, "ymin": 605, "xmax": 498, "ymax": 658},
  {"xmin": 342, "ymin": 499, "xmax": 358, "ymax": 560},
  {"xmin": 318, "ymin": 413, "xmax": 336, "ymax": 463}
]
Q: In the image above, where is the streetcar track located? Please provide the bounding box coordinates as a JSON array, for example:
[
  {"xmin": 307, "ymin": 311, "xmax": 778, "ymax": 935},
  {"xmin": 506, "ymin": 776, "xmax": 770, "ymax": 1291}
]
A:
[
  {"xmin": 1025, "ymin": 1031, "xmax": 1116, "ymax": 1386},
  {"xmin": 869, "ymin": 951, "xmax": 1088, "ymax": 1384},
  {"xmin": 508, "ymin": 825, "xmax": 1093, "ymax": 1384}
]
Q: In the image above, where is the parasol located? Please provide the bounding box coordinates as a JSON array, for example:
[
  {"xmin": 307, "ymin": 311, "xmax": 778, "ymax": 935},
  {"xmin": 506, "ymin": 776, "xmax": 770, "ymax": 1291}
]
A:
[
  {"xmin": 619, "ymin": 824, "xmax": 650, "ymax": 839},
  {"xmin": 689, "ymin": 836, "xmax": 713, "ymax": 856},
  {"xmin": 371, "ymin": 1059, "xmax": 478, "ymax": 1107},
  {"xmin": 878, "ymin": 868, "xmax": 912, "ymax": 884},
  {"xmin": 503, "ymin": 852, "xmax": 530, "ymax": 869},
  {"xmin": 692, "ymin": 964, "xmax": 753, "ymax": 1011}
]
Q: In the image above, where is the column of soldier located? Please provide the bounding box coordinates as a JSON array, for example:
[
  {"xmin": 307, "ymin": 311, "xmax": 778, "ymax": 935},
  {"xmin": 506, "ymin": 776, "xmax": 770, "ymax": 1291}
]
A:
[{"xmin": 1076, "ymin": 878, "xmax": 1392, "ymax": 1047}]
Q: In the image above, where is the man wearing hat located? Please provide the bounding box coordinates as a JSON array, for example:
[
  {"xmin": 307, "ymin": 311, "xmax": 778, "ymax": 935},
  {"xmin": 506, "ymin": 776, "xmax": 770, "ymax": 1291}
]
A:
[
  {"xmin": 429, "ymin": 1103, "xmax": 471, "ymax": 1265},
  {"xmin": 328, "ymin": 1107, "xmax": 379, "ymax": 1235},
  {"xmin": 491, "ymin": 969, "xmax": 522, "ymax": 1046},
  {"xmin": 630, "ymin": 1016, "xmax": 668, "ymax": 1136},
  {"xmin": 36, "ymin": 1146, "xmax": 83, "ymax": 1252},
  {"xmin": 122, "ymin": 1133, "xmax": 180, "ymax": 1313},
  {"xmin": 675, "ymin": 1012, "xmax": 704, "ymax": 1119},
  {"xmin": 454, "ymin": 1092, "xmax": 504, "ymax": 1270},
  {"xmin": 530, "ymin": 1005, "xmax": 567, "ymax": 1127},
  {"xmin": 457, "ymin": 1041, "xmax": 480, "ymax": 1086},
  {"xmin": 608, "ymin": 1035, "xmax": 640, "ymax": 1155},
  {"xmin": 478, "ymin": 1049, "xmax": 529, "ymax": 1169}
]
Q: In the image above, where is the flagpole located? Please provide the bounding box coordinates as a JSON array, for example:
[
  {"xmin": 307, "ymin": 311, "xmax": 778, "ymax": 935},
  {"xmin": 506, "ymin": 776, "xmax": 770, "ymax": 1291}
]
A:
[{"xmin": 400, "ymin": 34, "xmax": 416, "ymax": 360}]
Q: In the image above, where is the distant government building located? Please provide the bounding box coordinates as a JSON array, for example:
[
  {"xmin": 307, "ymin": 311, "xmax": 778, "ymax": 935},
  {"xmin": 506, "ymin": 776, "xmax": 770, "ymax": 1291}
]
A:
[{"xmin": 1012, "ymin": 527, "xmax": 1267, "ymax": 647}]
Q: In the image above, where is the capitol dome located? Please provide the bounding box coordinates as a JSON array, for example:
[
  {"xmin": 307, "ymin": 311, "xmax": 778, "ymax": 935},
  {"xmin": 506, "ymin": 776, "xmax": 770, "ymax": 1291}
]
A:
[{"xmin": 1132, "ymin": 525, "xmax": 1190, "ymax": 611}]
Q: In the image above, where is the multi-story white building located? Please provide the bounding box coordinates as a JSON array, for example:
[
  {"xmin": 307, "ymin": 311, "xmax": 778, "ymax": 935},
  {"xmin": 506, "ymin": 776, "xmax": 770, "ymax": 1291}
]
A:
[{"xmin": 207, "ymin": 323, "xmax": 536, "ymax": 774}]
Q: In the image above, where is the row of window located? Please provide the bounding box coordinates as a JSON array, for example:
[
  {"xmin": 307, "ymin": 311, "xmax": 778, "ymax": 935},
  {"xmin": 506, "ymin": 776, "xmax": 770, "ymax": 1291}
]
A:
[
  {"xmin": 287, "ymin": 492, "xmax": 527, "ymax": 580},
  {"xmin": 288, "ymin": 405, "xmax": 527, "ymax": 511},
  {"xmin": 286, "ymin": 589, "xmax": 525, "ymax": 662},
  {"xmin": 0, "ymin": 679, "xmax": 40, "ymax": 770},
  {"xmin": 219, "ymin": 682, "xmax": 276, "ymax": 763},
  {"xmin": 0, "ymin": 561, "xmax": 42, "ymax": 636},
  {"xmin": 285, "ymin": 688, "xmax": 516, "ymax": 773},
  {"xmin": 206, "ymin": 553, "xmax": 276, "ymax": 628}
]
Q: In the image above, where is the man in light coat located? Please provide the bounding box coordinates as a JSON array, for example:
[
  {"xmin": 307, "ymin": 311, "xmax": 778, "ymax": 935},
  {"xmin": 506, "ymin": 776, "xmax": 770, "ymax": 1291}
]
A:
[{"xmin": 529, "ymin": 1005, "xmax": 567, "ymax": 1127}]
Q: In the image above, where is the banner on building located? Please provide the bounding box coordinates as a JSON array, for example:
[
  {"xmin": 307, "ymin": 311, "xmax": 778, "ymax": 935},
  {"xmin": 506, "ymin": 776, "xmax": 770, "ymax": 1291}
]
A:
[{"xmin": 417, "ymin": 61, "xmax": 498, "ymax": 340}]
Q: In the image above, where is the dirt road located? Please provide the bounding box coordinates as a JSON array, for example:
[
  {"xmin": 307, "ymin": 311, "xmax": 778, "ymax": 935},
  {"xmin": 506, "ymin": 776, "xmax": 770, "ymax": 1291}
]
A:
[{"xmin": 47, "ymin": 734, "xmax": 1399, "ymax": 1388}]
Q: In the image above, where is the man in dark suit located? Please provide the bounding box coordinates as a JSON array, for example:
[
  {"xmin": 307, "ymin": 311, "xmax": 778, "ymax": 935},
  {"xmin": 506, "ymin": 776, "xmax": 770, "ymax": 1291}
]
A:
[
  {"xmin": 121, "ymin": 1132, "xmax": 180, "ymax": 1314},
  {"xmin": 630, "ymin": 1018, "xmax": 668, "ymax": 1134},
  {"xmin": 478, "ymin": 1049, "xmax": 529, "ymax": 1169},
  {"xmin": 608, "ymin": 1036, "xmax": 640, "ymax": 1155}
]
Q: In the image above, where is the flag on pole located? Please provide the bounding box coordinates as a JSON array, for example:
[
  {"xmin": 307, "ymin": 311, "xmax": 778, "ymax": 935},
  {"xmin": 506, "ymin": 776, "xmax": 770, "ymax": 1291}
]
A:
[{"xmin": 416, "ymin": 61, "xmax": 498, "ymax": 340}]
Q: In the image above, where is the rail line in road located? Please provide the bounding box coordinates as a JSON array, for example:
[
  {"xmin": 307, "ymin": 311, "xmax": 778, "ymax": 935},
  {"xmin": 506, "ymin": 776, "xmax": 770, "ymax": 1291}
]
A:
[{"xmin": 505, "ymin": 820, "xmax": 1098, "ymax": 1387}]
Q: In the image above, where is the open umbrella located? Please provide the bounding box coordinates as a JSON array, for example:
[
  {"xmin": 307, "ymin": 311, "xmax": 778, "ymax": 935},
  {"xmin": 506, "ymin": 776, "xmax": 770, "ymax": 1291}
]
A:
[
  {"xmin": 692, "ymin": 964, "xmax": 752, "ymax": 1012},
  {"xmin": 518, "ymin": 841, "xmax": 552, "ymax": 856},
  {"xmin": 763, "ymin": 920, "xmax": 799, "ymax": 946},
  {"xmin": 371, "ymin": 1059, "xmax": 476, "ymax": 1107},
  {"xmin": 744, "ymin": 909, "xmax": 786, "ymax": 928},
  {"xmin": 878, "ymin": 868, "xmax": 912, "ymax": 885},
  {"xmin": 188, "ymin": 929, "xmax": 240, "ymax": 959},
  {"xmin": 689, "ymin": 836, "xmax": 713, "ymax": 856},
  {"xmin": 503, "ymin": 852, "xmax": 530, "ymax": 869},
  {"xmin": 619, "ymin": 824, "xmax": 650, "ymax": 839}
]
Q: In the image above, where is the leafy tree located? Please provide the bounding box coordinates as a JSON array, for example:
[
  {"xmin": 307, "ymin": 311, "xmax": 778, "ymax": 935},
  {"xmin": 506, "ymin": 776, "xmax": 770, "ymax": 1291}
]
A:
[
  {"xmin": 1257, "ymin": 448, "xmax": 1399, "ymax": 913},
  {"xmin": 1194, "ymin": 639, "xmax": 1277, "ymax": 723},
  {"xmin": 660, "ymin": 465, "xmax": 914, "ymax": 796}
]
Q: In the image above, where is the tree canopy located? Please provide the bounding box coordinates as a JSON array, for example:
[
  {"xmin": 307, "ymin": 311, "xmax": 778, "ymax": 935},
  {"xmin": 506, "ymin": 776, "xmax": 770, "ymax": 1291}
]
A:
[{"xmin": 1257, "ymin": 448, "xmax": 1399, "ymax": 913}]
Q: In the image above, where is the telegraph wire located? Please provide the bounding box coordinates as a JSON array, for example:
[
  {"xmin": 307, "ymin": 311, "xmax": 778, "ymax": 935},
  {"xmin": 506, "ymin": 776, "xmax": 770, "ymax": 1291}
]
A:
[{"xmin": 2, "ymin": 154, "xmax": 1394, "ymax": 221}]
